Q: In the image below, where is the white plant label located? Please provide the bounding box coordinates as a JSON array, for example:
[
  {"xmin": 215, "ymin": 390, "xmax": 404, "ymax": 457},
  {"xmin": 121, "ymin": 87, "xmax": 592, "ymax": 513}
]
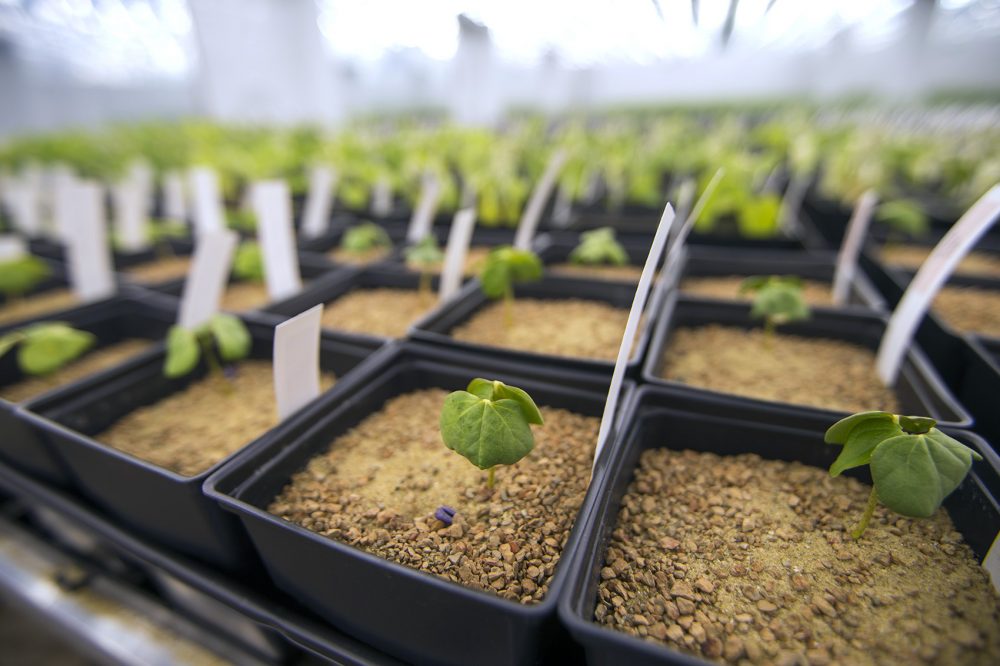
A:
[
  {"xmin": 59, "ymin": 181, "xmax": 115, "ymax": 302},
  {"xmin": 178, "ymin": 229, "xmax": 238, "ymax": 330},
  {"xmin": 1, "ymin": 181, "xmax": 41, "ymax": 236},
  {"xmin": 779, "ymin": 172, "xmax": 812, "ymax": 235},
  {"xmin": 439, "ymin": 208, "xmax": 477, "ymax": 302},
  {"xmin": 0, "ymin": 235, "xmax": 27, "ymax": 261},
  {"xmin": 50, "ymin": 171, "xmax": 78, "ymax": 242},
  {"xmin": 301, "ymin": 165, "xmax": 337, "ymax": 239},
  {"xmin": 983, "ymin": 532, "xmax": 1000, "ymax": 593},
  {"xmin": 514, "ymin": 149, "xmax": 568, "ymax": 250},
  {"xmin": 593, "ymin": 203, "xmax": 677, "ymax": 474},
  {"xmin": 163, "ymin": 171, "xmax": 187, "ymax": 222},
  {"xmin": 189, "ymin": 167, "xmax": 224, "ymax": 236},
  {"xmin": 406, "ymin": 173, "xmax": 442, "ymax": 244},
  {"xmin": 551, "ymin": 182, "xmax": 573, "ymax": 228},
  {"xmin": 877, "ymin": 185, "xmax": 1000, "ymax": 384},
  {"xmin": 832, "ymin": 190, "xmax": 879, "ymax": 306},
  {"xmin": 372, "ymin": 177, "xmax": 393, "ymax": 217},
  {"xmin": 112, "ymin": 181, "xmax": 149, "ymax": 252},
  {"xmin": 273, "ymin": 304, "xmax": 323, "ymax": 420},
  {"xmin": 128, "ymin": 159, "xmax": 154, "ymax": 212},
  {"xmin": 253, "ymin": 180, "xmax": 302, "ymax": 301}
]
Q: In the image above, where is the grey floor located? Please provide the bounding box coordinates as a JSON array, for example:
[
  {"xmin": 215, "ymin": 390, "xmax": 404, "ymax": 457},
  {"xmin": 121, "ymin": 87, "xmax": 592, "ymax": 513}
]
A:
[{"xmin": 0, "ymin": 601, "xmax": 93, "ymax": 666}]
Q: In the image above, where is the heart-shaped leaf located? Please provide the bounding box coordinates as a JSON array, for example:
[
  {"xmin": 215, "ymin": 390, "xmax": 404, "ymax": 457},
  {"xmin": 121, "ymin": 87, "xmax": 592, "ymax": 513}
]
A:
[
  {"xmin": 18, "ymin": 323, "xmax": 95, "ymax": 376},
  {"xmin": 466, "ymin": 378, "xmax": 544, "ymax": 425},
  {"xmin": 825, "ymin": 411, "xmax": 903, "ymax": 477},
  {"xmin": 440, "ymin": 388, "xmax": 537, "ymax": 470},
  {"xmin": 210, "ymin": 314, "xmax": 251, "ymax": 362},
  {"xmin": 164, "ymin": 325, "xmax": 199, "ymax": 378}
]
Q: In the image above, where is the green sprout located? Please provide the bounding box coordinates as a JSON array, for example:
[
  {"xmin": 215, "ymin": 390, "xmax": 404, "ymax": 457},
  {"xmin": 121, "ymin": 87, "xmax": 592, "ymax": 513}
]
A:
[
  {"xmin": 0, "ymin": 322, "xmax": 95, "ymax": 376},
  {"xmin": 404, "ymin": 236, "xmax": 443, "ymax": 299},
  {"xmin": 226, "ymin": 209, "xmax": 258, "ymax": 233},
  {"xmin": 340, "ymin": 222, "xmax": 392, "ymax": 255},
  {"xmin": 569, "ymin": 227, "xmax": 628, "ymax": 266},
  {"xmin": 825, "ymin": 412, "xmax": 982, "ymax": 539},
  {"xmin": 739, "ymin": 275, "xmax": 810, "ymax": 345},
  {"xmin": 0, "ymin": 256, "xmax": 51, "ymax": 301},
  {"xmin": 875, "ymin": 199, "xmax": 929, "ymax": 239},
  {"xmin": 479, "ymin": 246, "xmax": 543, "ymax": 330},
  {"xmin": 163, "ymin": 314, "xmax": 251, "ymax": 392},
  {"xmin": 147, "ymin": 218, "xmax": 189, "ymax": 258},
  {"xmin": 232, "ymin": 241, "xmax": 265, "ymax": 282},
  {"xmin": 440, "ymin": 378, "xmax": 544, "ymax": 489}
]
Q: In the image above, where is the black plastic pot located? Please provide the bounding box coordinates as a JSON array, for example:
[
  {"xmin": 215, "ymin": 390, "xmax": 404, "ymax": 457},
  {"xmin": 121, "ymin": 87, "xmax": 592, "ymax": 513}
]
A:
[
  {"xmin": 558, "ymin": 384, "xmax": 1000, "ymax": 666},
  {"xmin": 959, "ymin": 336, "xmax": 1000, "ymax": 450},
  {"xmin": 0, "ymin": 457, "xmax": 403, "ymax": 666},
  {"xmin": 205, "ymin": 342, "xmax": 631, "ymax": 666},
  {"xmin": 642, "ymin": 293, "xmax": 971, "ymax": 427},
  {"xmin": 0, "ymin": 294, "xmax": 177, "ymax": 486},
  {"xmin": 412, "ymin": 275, "xmax": 653, "ymax": 377},
  {"xmin": 18, "ymin": 316, "xmax": 384, "ymax": 571}
]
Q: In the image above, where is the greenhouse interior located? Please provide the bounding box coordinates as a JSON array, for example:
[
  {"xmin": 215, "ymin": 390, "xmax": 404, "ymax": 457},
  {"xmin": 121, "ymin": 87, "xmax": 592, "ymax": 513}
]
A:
[{"xmin": 2, "ymin": 1, "xmax": 1000, "ymax": 664}]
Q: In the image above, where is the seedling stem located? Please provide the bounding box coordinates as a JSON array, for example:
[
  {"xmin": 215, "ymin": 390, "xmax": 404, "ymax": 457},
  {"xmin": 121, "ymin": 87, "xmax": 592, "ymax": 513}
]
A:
[
  {"xmin": 487, "ymin": 467, "xmax": 496, "ymax": 489},
  {"xmin": 852, "ymin": 487, "xmax": 879, "ymax": 540}
]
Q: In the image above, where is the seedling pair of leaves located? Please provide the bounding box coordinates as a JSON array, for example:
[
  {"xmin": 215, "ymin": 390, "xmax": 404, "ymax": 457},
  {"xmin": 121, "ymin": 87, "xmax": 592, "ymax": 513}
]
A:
[
  {"xmin": 232, "ymin": 241, "xmax": 265, "ymax": 282},
  {"xmin": 0, "ymin": 322, "xmax": 95, "ymax": 377},
  {"xmin": 340, "ymin": 222, "xmax": 391, "ymax": 255},
  {"xmin": 0, "ymin": 255, "xmax": 51, "ymax": 300},
  {"xmin": 825, "ymin": 411, "xmax": 982, "ymax": 539},
  {"xmin": 163, "ymin": 314, "xmax": 251, "ymax": 390},
  {"xmin": 876, "ymin": 199, "xmax": 929, "ymax": 240},
  {"xmin": 739, "ymin": 275, "xmax": 810, "ymax": 344},
  {"xmin": 569, "ymin": 227, "xmax": 628, "ymax": 266},
  {"xmin": 440, "ymin": 378, "xmax": 543, "ymax": 488},
  {"xmin": 404, "ymin": 236, "xmax": 443, "ymax": 298},
  {"xmin": 479, "ymin": 246, "xmax": 543, "ymax": 329}
]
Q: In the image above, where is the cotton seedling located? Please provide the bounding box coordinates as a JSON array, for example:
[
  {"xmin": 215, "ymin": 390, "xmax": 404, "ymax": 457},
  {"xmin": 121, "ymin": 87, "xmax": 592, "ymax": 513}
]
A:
[
  {"xmin": 739, "ymin": 275, "xmax": 810, "ymax": 346},
  {"xmin": 0, "ymin": 322, "xmax": 95, "ymax": 376},
  {"xmin": 569, "ymin": 227, "xmax": 629, "ymax": 266},
  {"xmin": 404, "ymin": 236, "xmax": 444, "ymax": 299},
  {"xmin": 479, "ymin": 246, "xmax": 543, "ymax": 329},
  {"xmin": 163, "ymin": 314, "xmax": 252, "ymax": 393}
]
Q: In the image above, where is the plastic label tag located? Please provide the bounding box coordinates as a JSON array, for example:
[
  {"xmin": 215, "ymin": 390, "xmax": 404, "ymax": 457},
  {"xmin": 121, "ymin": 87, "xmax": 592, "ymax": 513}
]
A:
[
  {"xmin": 1, "ymin": 181, "xmax": 41, "ymax": 236},
  {"xmin": 189, "ymin": 167, "xmax": 224, "ymax": 236},
  {"xmin": 0, "ymin": 235, "xmax": 27, "ymax": 261},
  {"xmin": 59, "ymin": 181, "xmax": 116, "ymax": 302},
  {"xmin": 178, "ymin": 230, "xmax": 238, "ymax": 329},
  {"xmin": 127, "ymin": 159, "xmax": 153, "ymax": 208},
  {"xmin": 50, "ymin": 170, "xmax": 78, "ymax": 242},
  {"xmin": 877, "ymin": 185, "xmax": 1000, "ymax": 384},
  {"xmin": 163, "ymin": 171, "xmax": 187, "ymax": 223},
  {"xmin": 273, "ymin": 304, "xmax": 323, "ymax": 420},
  {"xmin": 514, "ymin": 149, "xmax": 568, "ymax": 250},
  {"xmin": 406, "ymin": 173, "xmax": 442, "ymax": 244},
  {"xmin": 301, "ymin": 166, "xmax": 337, "ymax": 239},
  {"xmin": 983, "ymin": 531, "xmax": 1000, "ymax": 593},
  {"xmin": 832, "ymin": 190, "xmax": 878, "ymax": 306},
  {"xmin": 253, "ymin": 181, "xmax": 302, "ymax": 301},
  {"xmin": 593, "ymin": 203, "xmax": 676, "ymax": 474},
  {"xmin": 371, "ymin": 177, "xmax": 393, "ymax": 217},
  {"xmin": 112, "ymin": 181, "xmax": 149, "ymax": 252},
  {"xmin": 439, "ymin": 208, "xmax": 477, "ymax": 302},
  {"xmin": 779, "ymin": 172, "xmax": 811, "ymax": 235}
]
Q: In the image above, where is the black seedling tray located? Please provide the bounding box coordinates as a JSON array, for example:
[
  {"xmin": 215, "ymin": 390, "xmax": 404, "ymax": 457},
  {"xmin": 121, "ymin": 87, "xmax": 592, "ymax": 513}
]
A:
[
  {"xmin": 642, "ymin": 293, "xmax": 971, "ymax": 427},
  {"xmin": 0, "ymin": 457, "xmax": 404, "ymax": 666},
  {"xmin": 1, "ymin": 294, "xmax": 177, "ymax": 486},
  {"xmin": 959, "ymin": 336, "xmax": 1000, "ymax": 451},
  {"xmin": 412, "ymin": 275, "xmax": 653, "ymax": 377},
  {"xmin": 18, "ymin": 316, "xmax": 385, "ymax": 572},
  {"xmin": 205, "ymin": 342, "xmax": 632, "ymax": 666},
  {"xmin": 558, "ymin": 384, "xmax": 1000, "ymax": 666}
]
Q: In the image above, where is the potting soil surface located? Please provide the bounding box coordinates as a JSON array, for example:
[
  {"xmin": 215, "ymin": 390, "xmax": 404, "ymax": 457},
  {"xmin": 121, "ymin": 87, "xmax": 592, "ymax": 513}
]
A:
[
  {"xmin": 932, "ymin": 285, "xmax": 1000, "ymax": 337},
  {"xmin": 97, "ymin": 360, "xmax": 334, "ymax": 476},
  {"xmin": 0, "ymin": 289, "xmax": 79, "ymax": 325},
  {"xmin": 451, "ymin": 298, "xmax": 631, "ymax": 361},
  {"xmin": 328, "ymin": 247, "xmax": 392, "ymax": 266},
  {"xmin": 321, "ymin": 287, "xmax": 435, "ymax": 338},
  {"xmin": 406, "ymin": 245, "xmax": 492, "ymax": 276},
  {"xmin": 881, "ymin": 245, "xmax": 1000, "ymax": 279},
  {"xmin": 596, "ymin": 448, "xmax": 1000, "ymax": 665},
  {"xmin": 269, "ymin": 388, "xmax": 598, "ymax": 604},
  {"xmin": 681, "ymin": 277, "xmax": 834, "ymax": 306},
  {"xmin": 123, "ymin": 255, "xmax": 192, "ymax": 283},
  {"xmin": 0, "ymin": 339, "xmax": 154, "ymax": 403},
  {"xmin": 549, "ymin": 263, "xmax": 645, "ymax": 282},
  {"xmin": 659, "ymin": 325, "xmax": 899, "ymax": 413},
  {"xmin": 219, "ymin": 282, "xmax": 271, "ymax": 312}
]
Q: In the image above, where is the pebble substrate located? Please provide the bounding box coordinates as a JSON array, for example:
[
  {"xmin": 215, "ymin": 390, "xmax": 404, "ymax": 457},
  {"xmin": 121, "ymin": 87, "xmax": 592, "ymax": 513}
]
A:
[
  {"xmin": 548, "ymin": 263, "xmax": 645, "ymax": 282},
  {"xmin": 321, "ymin": 288, "xmax": 435, "ymax": 338},
  {"xmin": 681, "ymin": 277, "xmax": 834, "ymax": 306},
  {"xmin": 880, "ymin": 245, "xmax": 1000, "ymax": 279},
  {"xmin": 0, "ymin": 289, "xmax": 79, "ymax": 325},
  {"xmin": 123, "ymin": 255, "xmax": 193, "ymax": 284},
  {"xmin": 932, "ymin": 285, "xmax": 1000, "ymax": 337}
]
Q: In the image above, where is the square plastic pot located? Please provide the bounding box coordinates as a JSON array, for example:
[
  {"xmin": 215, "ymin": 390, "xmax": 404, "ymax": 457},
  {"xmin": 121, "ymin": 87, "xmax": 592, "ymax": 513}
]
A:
[
  {"xmin": 204, "ymin": 342, "xmax": 632, "ymax": 666},
  {"xmin": 642, "ymin": 293, "xmax": 971, "ymax": 428},
  {"xmin": 0, "ymin": 294, "xmax": 178, "ymax": 486},
  {"xmin": 18, "ymin": 316, "xmax": 384, "ymax": 571},
  {"xmin": 412, "ymin": 276, "xmax": 653, "ymax": 377},
  {"xmin": 558, "ymin": 384, "xmax": 1000, "ymax": 666}
]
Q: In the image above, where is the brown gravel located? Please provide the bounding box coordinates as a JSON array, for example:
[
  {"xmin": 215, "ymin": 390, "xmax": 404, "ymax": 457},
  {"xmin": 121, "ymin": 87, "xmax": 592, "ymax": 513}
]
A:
[
  {"xmin": 881, "ymin": 245, "xmax": 1000, "ymax": 279},
  {"xmin": 681, "ymin": 277, "xmax": 834, "ymax": 306},
  {"xmin": 548, "ymin": 263, "xmax": 646, "ymax": 283},
  {"xmin": 932, "ymin": 286, "xmax": 1000, "ymax": 337},
  {"xmin": 123, "ymin": 256, "xmax": 192, "ymax": 284},
  {"xmin": 659, "ymin": 325, "xmax": 899, "ymax": 413},
  {"xmin": 406, "ymin": 246, "xmax": 492, "ymax": 276},
  {"xmin": 451, "ymin": 298, "xmax": 631, "ymax": 361},
  {"xmin": 321, "ymin": 288, "xmax": 436, "ymax": 338},
  {"xmin": 328, "ymin": 247, "xmax": 392, "ymax": 266},
  {"xmin": 98, "ymin": 360, "xmax": 334, "ymax": 476},
  {"xmin": 0, "ymin": 289, "xmax": 79, "ymax": 325},
  {"xmin": 0, "ymin": 339, "xmax": 153, "ymax": 403},
  {"xmin": 268, "ymin": 389, "xmax": 597, "ymax": 604},
  {"xmin": 596, "ymin": 448, "xmax": 1000, "ymax": 665},
  {"xmin": 219, "ymin": 282, "xmax": 271, "ymax": 312}
]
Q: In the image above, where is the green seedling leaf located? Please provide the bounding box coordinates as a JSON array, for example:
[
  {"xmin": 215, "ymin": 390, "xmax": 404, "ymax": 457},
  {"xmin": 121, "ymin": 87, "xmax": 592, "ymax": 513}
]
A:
[
  {"xmin": 232, "ymin": 241, "xmax": 265, "ymax": 282},
  {"xmin": 479, "ymin": 246, "xmax": 543, "ymax": 299},
  {"xmin": 876, "ymin": 199, "xmax": 929, "ymax": 238},
  {"xmin": 147, "ymin": 219, "xmax": 189, "ymax": 243},
  {"xmin": 569, "ymin": 227, "xmax": 629, "ymax": 266},
  {"xmin": 466, "ymin": 378, "xmax": 544, "ymax": 425},
  {"xmin": 341, "ymin": 222, "xmax": 391, "ymax": 253},
  {"xmin": 226, "ymin": 209, "xmax": 258, "ymax": 232},
  {"xmin": 209, "ymin": 313, "xmax": 251, "ymax": 362},
  {"xmin": 440, "ymin": 392, "xmax": 535, "ymax": 469},
  {"xmin": 404, "ymin": 236, "xmax": 444, "ymax": 268},
  {"xmin": 738, "ymin": 194, "xmax": 782, "ymax": 238},
  {"xmin": 15, "ymin": 323, "xmax": 95, "ymax": 376},
  {"xmin": 740, "ymin": 275, "xmax": 810, "ymax": 333},
  {"xmin": 164, "ymin": 325, "xmax": 199, "ymax": 378},
  {"xmin": 825, "ymin": 411, "xmax": 902, "ymax": 476},
  {"xmin": 0, "ymin": 256, "xmax": 51, "ymax": 299}
]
